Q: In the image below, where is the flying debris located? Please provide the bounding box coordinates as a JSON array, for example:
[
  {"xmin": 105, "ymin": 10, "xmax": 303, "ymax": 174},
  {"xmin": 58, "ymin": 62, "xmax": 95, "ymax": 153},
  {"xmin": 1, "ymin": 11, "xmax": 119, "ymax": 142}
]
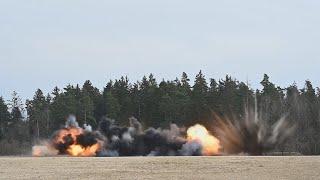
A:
[
  {"xmin": 33, "ymin": 115, "xmax": 221, "ymax": 157},
  {"xmin": 32, "ymin": 110, "xmax": 294, "ymax": 157},
  {"xmin": 214, "ymin": 110, "xmax": 295, "ymax": 155}
]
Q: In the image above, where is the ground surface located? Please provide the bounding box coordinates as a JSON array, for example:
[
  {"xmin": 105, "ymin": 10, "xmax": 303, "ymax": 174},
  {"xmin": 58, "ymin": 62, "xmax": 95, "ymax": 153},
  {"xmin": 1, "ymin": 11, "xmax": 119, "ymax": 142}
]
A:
[{"xmin": 0, "ymin": 156, "xmax": 319, "ymax": 180}]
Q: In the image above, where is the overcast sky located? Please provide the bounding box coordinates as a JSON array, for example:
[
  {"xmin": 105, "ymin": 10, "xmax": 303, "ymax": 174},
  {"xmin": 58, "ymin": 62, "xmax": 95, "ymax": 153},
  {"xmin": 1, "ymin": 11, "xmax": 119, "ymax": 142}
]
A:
[{"xmin": 1, "ymin": 0, "xmax": 320, "ymax": 100}]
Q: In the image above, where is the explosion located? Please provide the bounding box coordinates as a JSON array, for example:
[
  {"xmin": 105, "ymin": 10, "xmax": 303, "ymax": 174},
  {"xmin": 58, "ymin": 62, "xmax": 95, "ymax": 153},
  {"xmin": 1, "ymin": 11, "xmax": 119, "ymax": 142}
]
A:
[
  {"xmin": 32, "ymin": 115, "xmax": 103, "ymax": 157},
  {"xmin": 67, "ymin": 144, "xmax": 100, "ymax": 157},
  {"xmin": 187, "ymin": 124, "xmax": 221, "ymax": 155},
  {"xmin": 214, "ymin": 110, "xmax": 295, "ymax": 155},
  {"xmin": 52, "ymin": 127, "xmax": 102, "ymax": 157},
  {"xmin": 32, "ymin": 115, "xmax": 222, "ymax": 157},
  {"xmin": 32, "ymin": 111, "xmax": 294, "ymax": 157}
]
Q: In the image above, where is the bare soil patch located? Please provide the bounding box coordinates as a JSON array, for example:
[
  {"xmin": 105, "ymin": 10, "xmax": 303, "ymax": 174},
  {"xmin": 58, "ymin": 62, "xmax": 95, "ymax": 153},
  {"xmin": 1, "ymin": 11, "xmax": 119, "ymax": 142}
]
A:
[{"xmin": 0, "ymin": 156, "xmax": 319, "ymax": 180}]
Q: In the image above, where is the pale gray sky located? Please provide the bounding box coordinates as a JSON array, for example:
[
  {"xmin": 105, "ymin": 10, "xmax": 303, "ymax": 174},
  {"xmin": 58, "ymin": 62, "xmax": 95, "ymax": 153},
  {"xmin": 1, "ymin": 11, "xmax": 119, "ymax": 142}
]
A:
[{"xmin": 1, "ymin": 0, "xmax": 320, "ymax": 100}]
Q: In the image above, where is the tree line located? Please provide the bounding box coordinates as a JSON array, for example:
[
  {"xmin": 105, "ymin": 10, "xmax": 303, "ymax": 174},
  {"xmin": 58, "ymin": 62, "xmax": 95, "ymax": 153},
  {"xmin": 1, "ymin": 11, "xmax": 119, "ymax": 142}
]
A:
[{"xmin": 0, "ymin": 71, "xmax": 319, "ymax": 155}]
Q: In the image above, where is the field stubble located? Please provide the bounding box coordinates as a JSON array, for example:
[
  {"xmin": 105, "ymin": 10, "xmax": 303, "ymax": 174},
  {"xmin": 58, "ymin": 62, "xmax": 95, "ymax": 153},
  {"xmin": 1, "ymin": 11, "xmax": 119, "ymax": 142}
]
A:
[{"xmin": 0, "ymin": 156, "xmax": 319, "ymax": 180}]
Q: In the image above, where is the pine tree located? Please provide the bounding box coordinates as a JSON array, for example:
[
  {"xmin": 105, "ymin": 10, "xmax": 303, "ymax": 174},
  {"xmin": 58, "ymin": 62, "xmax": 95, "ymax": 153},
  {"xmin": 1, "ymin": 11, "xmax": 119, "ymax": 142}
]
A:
[
  {"xmin": 26, "ymin": 89, "xmax": 49, "ymax": 140},
  {"xmin": 7, "ymin": 91, "xmax": 28, "ymax": 143},
  {"xmin": 191, "ymin": 70, "xmax": 209, "ymax": 125},
  {"xmin": 8, "ymin": 91, "xmax": 24, "ymax": 123},
  {"xmin": 104, "ymin": 91, "xmax": 120, "ymax": 119},
  {"xmin": 181, "ymin": 72, "xmax": 191, "ymax": 90},
  {"xmin": 113, "ymin": 77, "xmax": 134, "ymax": 124},
  {"xmin": 208, "ymin": 78, "xmax": 219, "ymax": 112},
  {"xmin": 50, "ymin": 85, "xmax": 78, "ymax": 129},
  {"xmin": 79, "ymin": 93, "xmax": 95, "ymax": 127},
  {"xmin": 82, "ymin": 80, "xmax": 103, "ymax": 122},
  {"xmin": 2, "ymin": 72, "xmax": 320, "ymax": 155},
  {"xmin": 177, "ymin": 72, "xmax": 192, "ymax": 124},
  {"xmin": 0, "ymin": 97, "xmax": 10, "ymax": 139},
  {"xmin": 258, "ymin": 74, "xmax": 284, "ymax": 125},
  {"xmin": 300, "ymin": 80, "xmax": 320, "ymax": 154},
  {"xmin": 130, "ymin": 83, "xmax": 141, "ymax": 119},
  {"xmin": 143, "ymin": 74, "xmax": 161, "ymax": 127}
]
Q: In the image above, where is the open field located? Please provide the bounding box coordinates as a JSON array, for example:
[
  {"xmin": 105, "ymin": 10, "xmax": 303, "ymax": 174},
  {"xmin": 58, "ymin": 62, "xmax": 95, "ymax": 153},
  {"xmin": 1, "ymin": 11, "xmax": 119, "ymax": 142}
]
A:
[{"xmin": 0, "ymin": 156, "xmax": 319, "ymax": 180}]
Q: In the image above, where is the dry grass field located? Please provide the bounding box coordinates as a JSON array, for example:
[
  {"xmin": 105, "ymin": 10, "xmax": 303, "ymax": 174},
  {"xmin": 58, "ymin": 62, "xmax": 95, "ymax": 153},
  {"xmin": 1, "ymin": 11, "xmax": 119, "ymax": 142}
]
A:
[{"xmin": 0, "ymin": 156, "xmax": 319, "ymax": 180}]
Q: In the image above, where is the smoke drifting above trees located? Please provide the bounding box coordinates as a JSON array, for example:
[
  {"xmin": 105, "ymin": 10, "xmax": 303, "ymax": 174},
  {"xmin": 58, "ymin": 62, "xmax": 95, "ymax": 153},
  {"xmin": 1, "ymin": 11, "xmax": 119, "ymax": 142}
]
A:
[{"xmin": 0, "ymin": 72, "xmax": 320, "ymax": 155}]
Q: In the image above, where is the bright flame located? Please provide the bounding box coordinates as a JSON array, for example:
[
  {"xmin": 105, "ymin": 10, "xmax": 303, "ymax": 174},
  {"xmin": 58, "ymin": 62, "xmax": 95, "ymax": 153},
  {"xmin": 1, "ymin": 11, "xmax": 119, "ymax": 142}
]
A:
[
  {"xmin": 54, "ymin": 128, "xmax": 83, "ymax": 144},
  {"xmin": 51, "ymin": 127, "xmax": 101, "ymax": 157},
  {"xmin": 187, "ymin": 124, "xmax": 221, "ymax": 155},
  {"xmin": 67, "ymin": 143, "xmax": 100, "ymax": 157}
]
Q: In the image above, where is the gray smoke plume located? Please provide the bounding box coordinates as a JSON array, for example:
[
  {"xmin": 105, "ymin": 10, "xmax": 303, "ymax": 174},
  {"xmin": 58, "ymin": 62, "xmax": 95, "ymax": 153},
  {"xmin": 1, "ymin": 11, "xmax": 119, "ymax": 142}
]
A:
[
  {"xmin": 34, "ymin": 109, "xmax": 295, "ymax": 157},
  {"xmin": 214, "ymin": 109, "xmax": 295, "ymax": 155},
  {"xmin": 179, "ymin": 141, "xmax": 202, "ymax": 156},
  {"xmin": 98, "ymin": 116, "xmax": 188, "ymax": 156},
  {"xmin": 83, "ymin": 124, "xmax": 93, "ymax": 132},
  {"xmin": 65, "ymin": 115, "xmax": 79, "ymax": 128}
]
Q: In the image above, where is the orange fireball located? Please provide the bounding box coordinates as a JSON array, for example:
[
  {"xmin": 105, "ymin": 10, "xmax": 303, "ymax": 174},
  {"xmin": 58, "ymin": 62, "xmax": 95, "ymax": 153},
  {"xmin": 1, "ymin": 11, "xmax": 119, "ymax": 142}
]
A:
[
  {"xmin": 52, "ymin": 127, "xmax": 101, "ymax": 157},
  {"xmin": 67, "ymin": 143, "xmax": 101, "ymax": 157},
  {"xmin": 54, "ymin": 128, "xmax": 83, "ymax": 144},
  {"xmin": 187, "ymin": 124, "xmax": 221, "ymax": 155}
]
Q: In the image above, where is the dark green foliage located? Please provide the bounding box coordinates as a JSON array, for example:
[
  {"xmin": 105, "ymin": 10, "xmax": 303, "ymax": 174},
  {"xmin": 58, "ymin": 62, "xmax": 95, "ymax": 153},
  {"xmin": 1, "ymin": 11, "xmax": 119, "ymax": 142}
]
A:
[
  {"xmin": 26, "ymin": 89, "xmax": 50, "ymax": 141},
  {"xmin": 0, "ymin": 97, "xmax": 10, "ymax": 140},
  {"xmin": 1, "ymin": 72, "xmax": 320, "ymax": 155},
  {"xmin": 104, "ymin": 91, "xmax": 120, "ymax": 120},
  {"xmin": 0, "ymin": 92, "xmax": 30, "ymax": 155}
]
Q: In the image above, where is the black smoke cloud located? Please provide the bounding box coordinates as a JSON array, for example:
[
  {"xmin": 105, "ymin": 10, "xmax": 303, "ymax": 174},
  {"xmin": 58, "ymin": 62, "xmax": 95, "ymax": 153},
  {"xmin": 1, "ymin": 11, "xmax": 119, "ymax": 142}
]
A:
[
  {"xmin": 37, "ymin": 111, "xmax": 295, "ymax": 157},
  {"xmin": 97, "ymin": 117, "xmax": 194, "ymax": 156},
  {"xmin": 47, "ymin": 115, "xmax": 201, "ymax": 157}
]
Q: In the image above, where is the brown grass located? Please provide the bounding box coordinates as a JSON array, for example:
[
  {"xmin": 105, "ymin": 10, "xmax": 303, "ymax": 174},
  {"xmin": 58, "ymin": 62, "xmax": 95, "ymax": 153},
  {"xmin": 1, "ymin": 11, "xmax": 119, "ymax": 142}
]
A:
[{"xmin": 0, "ymin": 156, "xmax": 319, "ymax": 180}]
